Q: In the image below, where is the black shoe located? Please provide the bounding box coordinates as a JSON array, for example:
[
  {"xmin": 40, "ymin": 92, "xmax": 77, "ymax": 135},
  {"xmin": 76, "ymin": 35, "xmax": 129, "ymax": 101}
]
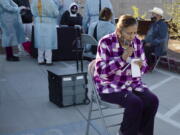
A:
[
  {"xmin": 46, "ymin": 63, "xmax": 53, "ymax": 66},
  {"xmin": 148, "ymin": 63, "xmax": 156, "ymax": 72},
  {"xmin": 38, "ymin": 62, "xmax": 46, "ymax": 65},
  {"xmin": 6, "ymin": 56, "xmax": 19, "ymax": 61}
]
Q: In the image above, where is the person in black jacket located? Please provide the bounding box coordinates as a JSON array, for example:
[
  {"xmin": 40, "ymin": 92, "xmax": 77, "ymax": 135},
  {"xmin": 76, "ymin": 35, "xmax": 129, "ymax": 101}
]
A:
[
  {"xmin": 60, "ymin": 2, "xmax": 82, "ymax": 26},
  {"xmin": 13, "ymin": 0, "xmax": 32, "ymax": 55},
  {"xmin": 13, "ymin": 0, "xmax": 30, "ymax": 7},
  {"xmin": 13, "ymin": 0, "xmax": 32, "ymax": 23}
]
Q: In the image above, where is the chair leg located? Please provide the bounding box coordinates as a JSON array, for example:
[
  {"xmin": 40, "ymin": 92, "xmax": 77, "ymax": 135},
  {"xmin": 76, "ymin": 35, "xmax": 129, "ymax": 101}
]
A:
[
  {"xmin": 152, "ymin": 57, "xmax": 160, "ymax": 72},
  {"xmin": 85, "ymin": 99, "xmax": 93, "ymax": 135},
  {"xmin": 81, "ymin": 57, "xmax": 83, "ymax": 72},
  {"xmin": 76, "ymin": 52, "xmax": 79, "ymax": 72},
  {"xmin": 96, "ymin": 101, "xmax": 111, "ymax": 135},
  {"xmin": 167, "ymin": 57, "xmax": 171, "ymax": 71}
]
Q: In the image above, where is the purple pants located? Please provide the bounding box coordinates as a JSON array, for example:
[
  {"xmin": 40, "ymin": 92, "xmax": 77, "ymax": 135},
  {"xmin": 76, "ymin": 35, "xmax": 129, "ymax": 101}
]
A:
[{"xmin": 99, "ymin": 89, "xmax": 159, "ymax": 135}]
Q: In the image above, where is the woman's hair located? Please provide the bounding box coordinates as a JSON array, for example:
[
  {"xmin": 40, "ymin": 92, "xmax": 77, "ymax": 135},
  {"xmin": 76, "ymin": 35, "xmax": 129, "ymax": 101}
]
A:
[
  {"xmin": 116, "ymin": 15, "xmax": 137, "ymax": 30},
  {"xmin": 99, "ymin": 7, "xmax": 113, "ymax": 21}
]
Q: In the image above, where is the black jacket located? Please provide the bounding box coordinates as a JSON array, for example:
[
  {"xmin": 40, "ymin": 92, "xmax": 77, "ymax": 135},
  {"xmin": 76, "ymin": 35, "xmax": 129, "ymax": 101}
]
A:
[
  {"xmin": 13, "ymin": 0, "xmax": 32, "ymax": 23},
  {"xmin": 13, "ymin": 0, "xmax": 30, "ymax": 7},
  {"xmin": 60, "ymin": 11, "xmax": 82, "ymax": 26}
]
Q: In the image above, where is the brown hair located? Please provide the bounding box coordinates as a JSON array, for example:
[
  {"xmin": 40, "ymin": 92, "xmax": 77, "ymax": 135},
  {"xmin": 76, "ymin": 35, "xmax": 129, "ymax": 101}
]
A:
[
  {"xmin": 99, "ymin": 7, "xmax": 113, "ymax": 21},
  {"xmin": 116, "ymin": 15, "xmax": 137, "ymax": 30}
]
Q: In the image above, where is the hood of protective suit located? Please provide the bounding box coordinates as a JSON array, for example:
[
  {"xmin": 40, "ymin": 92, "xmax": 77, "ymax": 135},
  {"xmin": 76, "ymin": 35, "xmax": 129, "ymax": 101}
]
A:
[{"xmin": 69, "ymin": 2, "xmax": 78, "ymax": 17}]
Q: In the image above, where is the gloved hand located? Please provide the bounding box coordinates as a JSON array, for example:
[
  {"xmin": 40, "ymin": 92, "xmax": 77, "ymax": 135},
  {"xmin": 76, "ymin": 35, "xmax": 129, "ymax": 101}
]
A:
[{"xmin": 19, "ymin": 6, "xmax": 27, "ymax": 11}]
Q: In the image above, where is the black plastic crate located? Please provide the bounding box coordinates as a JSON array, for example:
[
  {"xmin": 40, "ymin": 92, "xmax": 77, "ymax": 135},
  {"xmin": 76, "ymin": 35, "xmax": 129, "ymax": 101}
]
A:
[{"xmin": 48, "ymin": 70, "xmax": 89, "ymax": 107}]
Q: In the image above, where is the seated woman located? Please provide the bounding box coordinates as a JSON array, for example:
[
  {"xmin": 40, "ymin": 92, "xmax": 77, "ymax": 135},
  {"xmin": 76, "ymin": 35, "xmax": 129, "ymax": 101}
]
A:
[
  {"xmin": 143, "ymin": 7, "xmax": 168, "ymax": 71},
  {"xmin": 94, "ymin": 15, "xmax": 159, "ymax": 135},
  {"xmin": 88, "ymin": 7, "xmax": 115, "ymax": 41},
  {"xmin": 60, "ymin": 2, "xmax": 82, "ymax": 26},
  {"xmin": 87, "ymin": 7, "xmax": 115, "ymax": 54}
]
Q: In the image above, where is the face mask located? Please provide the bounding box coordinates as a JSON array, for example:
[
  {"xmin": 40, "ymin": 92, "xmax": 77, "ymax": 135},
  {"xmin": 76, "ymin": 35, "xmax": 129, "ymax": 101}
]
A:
[
  {"xmin": 70, "ymin": 6, "xmax": 78, "ymax": 14},
  {"xmin": 118, "ymin": 34, "xmax": 132, "ymax": 46},
  {"xmin": 151, "ymin": 16, "xmax": 157, "ymax": 21},
  {"xmin": 123, "ymin": 38, "xmax": 131, "ymax": 46}
]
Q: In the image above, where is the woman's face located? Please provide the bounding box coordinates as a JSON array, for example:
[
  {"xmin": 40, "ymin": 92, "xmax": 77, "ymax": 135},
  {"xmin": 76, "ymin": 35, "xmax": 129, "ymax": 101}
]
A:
[{"xmin": 117, "ymin": 25, "xmax": 138, "ymax": 42}]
